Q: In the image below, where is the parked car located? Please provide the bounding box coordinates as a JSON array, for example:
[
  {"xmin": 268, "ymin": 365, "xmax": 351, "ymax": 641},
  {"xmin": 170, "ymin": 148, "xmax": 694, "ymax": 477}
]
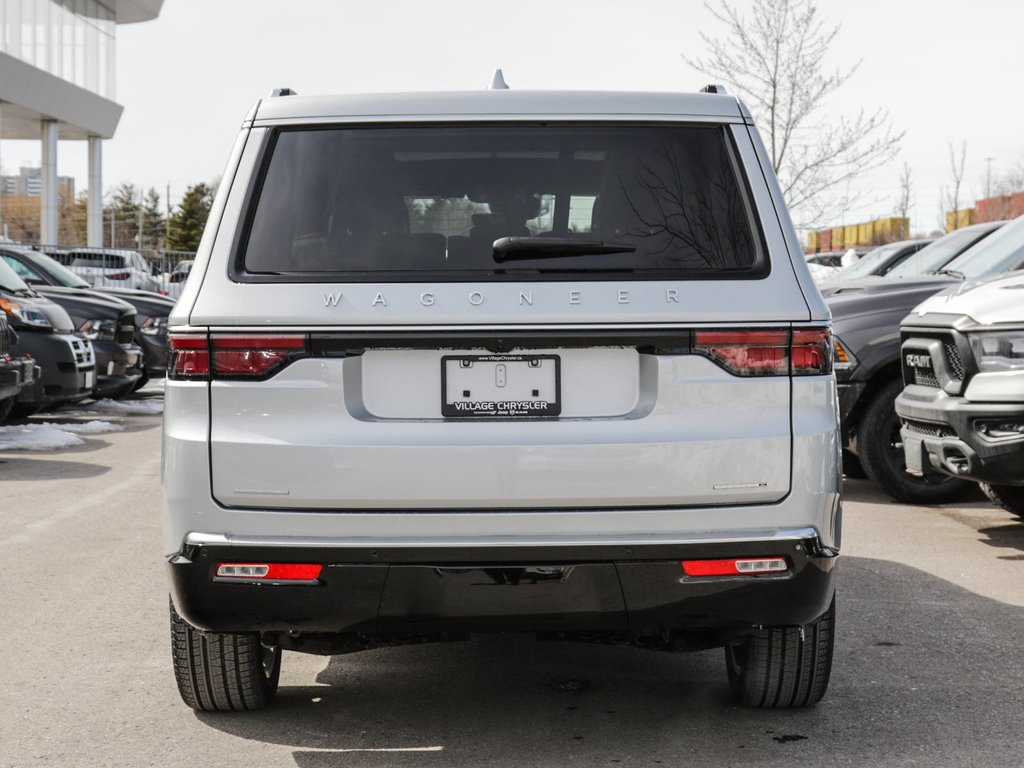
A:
[
  {"xmin": 0, "ymin": 258, "xmax": 95, "ymax": 415},
  {"xmin": 51, "ymin": 247, "xmax": 161, "ymax": 293},
  {"xmin": 2, "ymin": 246, "xmax": 143, "ymax": 398},
  {"xmin": 829, "ymin": 217, "xmax": 1024, "ymax": 503},
  {"xmin": 820, "ymin": 222, "xmax": 1004, "ymax": 301},
  {"xmin": 0, "ymin": 313, "xmax": 39, "ymax": 423},
  {"xmin": 897, "ymin": 270, "xmax": 1024, "ymax": 519},
  {"xmin": 828, "ymin": 238, "xmax": 935, "ymax": 281},
  {"xmin": 164, "ymin": 86, "xmax": 841, "ymax": 712},
  {"xmin": 165, "ymin": 259, "xmax": 193, "ymax": 299},
  {"xmin": 0, "ymin": 246, "xmax": 172, "ymax": 387}
]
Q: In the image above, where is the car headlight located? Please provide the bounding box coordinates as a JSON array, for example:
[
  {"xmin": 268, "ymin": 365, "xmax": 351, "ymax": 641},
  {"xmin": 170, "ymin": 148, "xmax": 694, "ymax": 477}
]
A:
[
  {"xmin": 78, "ymin": 318, "xmax": 117, "ymax": 341},
  {"xmin": 832, "ymin": 335, "xmax": 859, "ymax": 372},
  {"xmin": 0, "ymin": 297, "xmax": 53, "ymax": 329},
  {"xmin": 968, "ymin": 330, "xmax": 1024, "ymax": 372}
]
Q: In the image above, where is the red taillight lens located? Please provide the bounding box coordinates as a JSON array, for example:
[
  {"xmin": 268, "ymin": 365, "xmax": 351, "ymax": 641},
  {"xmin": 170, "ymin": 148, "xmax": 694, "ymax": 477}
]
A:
[
  {"xmin": 168, "ymin": 334, "xmax": 307, "ymax": 380},
  {"xmin": 107, "ymin": 271, "xmax": 132, "ymax": 280},
  {"xmin": 693, "ymin": 328, "xmax": 832, "ymax": 376},
  {"xmin": 792, "ymin": 329, "xmax": 832, "ymax": 375},
  {"xmin": 693, "ymin": 330, "xmax": 790, "ymax": 376},
  {"xmin": 212, "ymin": 335, "xmax": 306, "ymax": 377},
  {"xmin": 168, "ymin": 334, "xmax": 210, "ymax": 379},
  {"xmin": 681, "ymin": 557, "xmax": 789, "ymax": 577},
  {"xmin": 215, "ymin": 563, "xmax": 322, "ymax": 581}
]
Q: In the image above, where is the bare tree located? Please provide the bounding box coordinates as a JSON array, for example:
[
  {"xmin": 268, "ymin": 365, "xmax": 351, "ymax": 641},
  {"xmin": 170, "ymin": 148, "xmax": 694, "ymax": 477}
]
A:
[
  {"xmin": 894, "ymin": 162, "xmax": 913, "ymax": 237},
  {"xmin": 684, "ymin": 0, "xmax": 903, "ymax": 228},
  {"xmin": 943, "ymin": 140, "xmax": 968, "ymax": 231}
]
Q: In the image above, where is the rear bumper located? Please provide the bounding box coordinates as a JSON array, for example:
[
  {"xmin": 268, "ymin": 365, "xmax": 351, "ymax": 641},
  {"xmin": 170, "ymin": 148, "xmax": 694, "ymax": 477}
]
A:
[
  {"xmin": 167, "ymin": 529, "xmax": 837, "ymax": 638},
  {"xmin": 896, "ymin": 385, "xmax": 1024, "ymax": 484}
]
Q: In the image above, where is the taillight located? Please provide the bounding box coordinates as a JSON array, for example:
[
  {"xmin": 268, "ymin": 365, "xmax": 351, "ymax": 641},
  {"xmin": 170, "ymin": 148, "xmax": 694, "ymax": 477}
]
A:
[
  {"xmin": 681, "ymin": 557, "xmax": 789, "ymax": 577},
  {"xmin": 167, "ymin": 334, "xmax": 307, "ymax": 380},
  {"xmin": 792, "ymin": 329, "xmax": 832, "ymax": 375},
  {"xmin": 107, "ymin": 271, "xmax": 132, "ymax": 280},
  {"xmin": 168, "ymin": 334, "xmax": 209, "ymax": 379},
  {"xmin": 212, "ymin": 335, "xmax": 306, "ymax": 378},
  {"xmin": 693, "ymin": 328, "xmax": 831, "ymax": 376}
]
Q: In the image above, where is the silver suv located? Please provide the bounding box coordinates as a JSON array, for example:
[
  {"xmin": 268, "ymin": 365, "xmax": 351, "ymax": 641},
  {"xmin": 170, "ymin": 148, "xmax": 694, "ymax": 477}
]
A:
[{"xmin": 163, "ymin": 86, "xmax": 841, "ymax": 711}]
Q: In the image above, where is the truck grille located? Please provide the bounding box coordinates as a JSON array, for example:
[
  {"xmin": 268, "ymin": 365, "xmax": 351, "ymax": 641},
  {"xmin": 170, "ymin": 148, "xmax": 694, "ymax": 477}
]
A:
[
  {"xmin": 913, "ymin": 368, "xmax": 940, "ymax": 388},
  {"xmin": 0, "ymin": 315, "xmax": 9, "ymax": 357},
  {"xmin": 943, "ymin": 340, "xmax": 964, "ymax": 380},
  {"xmin": 116, "ymin": 320, "xmax": 136, "ymax": 345},
  {"xmin": 904, "ymin": 419, "xmax": 955, "ymax": 438}
]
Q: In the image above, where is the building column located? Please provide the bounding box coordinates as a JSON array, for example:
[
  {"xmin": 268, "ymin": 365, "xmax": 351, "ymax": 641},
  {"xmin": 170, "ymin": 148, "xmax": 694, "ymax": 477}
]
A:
[
  {"xmin": 40, "ymin": 120, "xmax": 59, "ymax": 245},
  {"xmin": 87, "ymin": 136, "xmax": 103, "ymax": 247}
]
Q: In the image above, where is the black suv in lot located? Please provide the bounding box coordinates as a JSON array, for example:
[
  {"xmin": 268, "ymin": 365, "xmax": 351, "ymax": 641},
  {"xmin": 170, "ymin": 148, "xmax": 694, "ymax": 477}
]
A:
[
  {"xmin": 0, "ymin": 313, "xmax": 39, "ymax": 423},
  {"xmin": 0, "ymin": 258, "xmax": 95, "ymax": 415}
]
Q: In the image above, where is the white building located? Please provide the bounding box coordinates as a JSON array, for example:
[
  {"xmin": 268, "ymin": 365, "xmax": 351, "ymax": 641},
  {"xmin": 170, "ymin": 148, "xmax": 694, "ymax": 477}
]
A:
[{"xmin": 0, "ymin": 0, "xmax": 164, "ymax": 244}]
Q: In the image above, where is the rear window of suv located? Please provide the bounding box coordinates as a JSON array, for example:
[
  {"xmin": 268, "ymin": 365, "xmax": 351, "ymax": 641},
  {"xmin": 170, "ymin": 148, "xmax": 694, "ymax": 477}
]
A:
[{"xmin": 239, "ymin": 123, "xmax": 766, "ymax": 281}]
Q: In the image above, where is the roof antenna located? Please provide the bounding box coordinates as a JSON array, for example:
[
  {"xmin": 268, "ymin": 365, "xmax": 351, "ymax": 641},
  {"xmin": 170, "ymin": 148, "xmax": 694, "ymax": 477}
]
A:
[{"xmin": 489, "ymin": 69, "xmax": 510, "ymax": 90}]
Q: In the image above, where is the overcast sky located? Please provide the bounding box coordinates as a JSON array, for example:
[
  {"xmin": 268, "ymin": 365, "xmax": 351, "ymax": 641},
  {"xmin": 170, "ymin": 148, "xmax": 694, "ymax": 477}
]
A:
[{"xmin": 5, "ymin": 0, "xmax": 1024, "ymax": 235}]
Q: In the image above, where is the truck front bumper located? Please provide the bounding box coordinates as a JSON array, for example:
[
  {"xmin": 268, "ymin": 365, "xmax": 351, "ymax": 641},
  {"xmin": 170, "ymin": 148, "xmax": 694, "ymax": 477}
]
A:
[{"xmin": 896, "ymin": 385, "xmax": 1024, "ymax": 484}]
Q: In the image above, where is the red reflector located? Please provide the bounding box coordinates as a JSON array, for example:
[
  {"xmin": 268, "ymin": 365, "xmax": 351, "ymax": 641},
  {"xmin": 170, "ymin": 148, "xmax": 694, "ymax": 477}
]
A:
[
  {"xmin": 681, "ymin": 558, "xmax": 788, "ymax": 577},
  {"xmin": 212, "ymin": 335, "xmax": 306, "ymax": 377},
  {"xmin": 107, "ymin": 271, "xmax": 131, "ymax": 280},
  {"xmin": 216, "ymin": 563, "xmax": 322, "ymax": 581},
  {"xmin": 168, "ymin": 334, "xmax": 210, "ymax": 378}
]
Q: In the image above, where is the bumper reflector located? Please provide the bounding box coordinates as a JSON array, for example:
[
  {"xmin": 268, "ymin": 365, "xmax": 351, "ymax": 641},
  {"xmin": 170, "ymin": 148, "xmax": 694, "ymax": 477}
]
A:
[
  {"xmin": 681, "ymin": 557, "xmax": 788, "ymax": 577},
  {"xmin": 216, "ymin": 563, "xmax": 322, "ymax": 581}
]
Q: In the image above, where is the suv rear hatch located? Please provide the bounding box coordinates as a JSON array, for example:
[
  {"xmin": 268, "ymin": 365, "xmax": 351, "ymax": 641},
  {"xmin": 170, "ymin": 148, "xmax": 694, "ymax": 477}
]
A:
[{"xmin": 186, "ymin": 118, "xmax": 820, "ymax": 510}]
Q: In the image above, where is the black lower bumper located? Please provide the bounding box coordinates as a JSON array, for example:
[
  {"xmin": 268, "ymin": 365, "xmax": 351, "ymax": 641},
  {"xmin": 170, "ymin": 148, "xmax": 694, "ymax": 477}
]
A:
[
  {"xmin": 896, "ymin": 387, "xmax": 1024, "ymax": 484},
  {"xmin": 168, "ymin": 539, "xmax": 837, "ymax": 644}
]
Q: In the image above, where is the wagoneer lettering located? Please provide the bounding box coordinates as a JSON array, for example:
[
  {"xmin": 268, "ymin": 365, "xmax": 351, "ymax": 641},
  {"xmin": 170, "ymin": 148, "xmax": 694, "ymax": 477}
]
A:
[{"xmin": 165, "ymin": 86, "xmax": 840, "ymax": 714}]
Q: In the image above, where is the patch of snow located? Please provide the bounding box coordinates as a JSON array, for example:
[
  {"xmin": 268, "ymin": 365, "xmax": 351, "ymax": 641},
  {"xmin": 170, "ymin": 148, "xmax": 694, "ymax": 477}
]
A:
[
  {"xmin": 138, "ymin": 377, "xmax": 166, "ymax": 394},
  {"xmin": 40, "ymin": 420, "xmax": 126, "ymax": 435},
  {"xmin": 0, "ymin": 419, "xmax": 125, "ymax": 451},
  {"xmin": 79, "ymin": 398, "xmax": 164, "ymax": 415}
]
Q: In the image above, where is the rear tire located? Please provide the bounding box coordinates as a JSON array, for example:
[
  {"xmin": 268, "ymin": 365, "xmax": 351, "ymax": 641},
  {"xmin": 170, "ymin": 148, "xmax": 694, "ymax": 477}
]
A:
[
  {"xmin": 725, "ymin": 596, "xmax": 835, "ymax": 708},
  {"xmin": 980, "ymin": 483, "xmax": 1024, "ymax": 520},
  {"xmin": 858, "ymin": 379, "xmax": 973, "ymax": 504},
  {"xmin": 169, "ymin": 601, "xmax": 281, "ymax": 711}
]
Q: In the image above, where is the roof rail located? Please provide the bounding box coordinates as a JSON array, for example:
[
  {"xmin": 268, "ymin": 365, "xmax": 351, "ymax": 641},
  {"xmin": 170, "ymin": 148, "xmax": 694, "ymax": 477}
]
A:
[
  {"xmin": 700, "ymin": 84, "xmax": 728, "ymax": 95},
  {"xmin": 489, "ymin": 69, "xmax": 510, "ymax": 90},
  {"xmin": 271, "ymin": 88, "xmax": 298, "ymax": 97}
]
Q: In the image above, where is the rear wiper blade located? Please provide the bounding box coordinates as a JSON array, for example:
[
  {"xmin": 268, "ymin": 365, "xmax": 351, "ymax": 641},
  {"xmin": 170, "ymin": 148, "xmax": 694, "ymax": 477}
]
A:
[
  {"xmin": 935, "ymin": 267, "xmax": 965, "ymax": 279},
  {"xmin": 492, "ymin": 236, "xmax": 636, "ymax": 263}
]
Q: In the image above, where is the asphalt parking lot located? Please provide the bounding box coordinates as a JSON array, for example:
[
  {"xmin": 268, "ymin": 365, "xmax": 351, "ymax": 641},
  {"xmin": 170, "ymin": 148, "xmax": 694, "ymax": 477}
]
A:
[{"xmin": 1, "ymin": 396, "xmax": 1022, "ymax": 768}]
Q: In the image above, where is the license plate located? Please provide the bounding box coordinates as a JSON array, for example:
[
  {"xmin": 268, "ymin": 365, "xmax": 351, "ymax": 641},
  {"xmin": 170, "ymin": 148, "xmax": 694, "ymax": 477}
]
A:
[
  {"xmin": 442, "ymin": 355, "xmax": 560, "ymax": 418},
  {"xmin": 904, "ymin": 434, "xmax": 924, "ymax": 475}
]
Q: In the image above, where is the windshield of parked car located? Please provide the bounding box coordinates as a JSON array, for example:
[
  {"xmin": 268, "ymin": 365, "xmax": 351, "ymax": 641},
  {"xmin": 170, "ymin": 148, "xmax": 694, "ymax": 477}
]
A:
[
  {"xmin": 887, "ymin": 226, "xmax": 1001, "ymax": 277},
  {"xmin": 942, "ymin": 215, "xmax": 1024, "ymax": 278},
  {"xmin": 835, "ymin": 242, "xmax": 905, "ymax": 280},
  {"xmin": 0, "ymin": 257, "xmax": 31, "ymax": 292},
  {"xmin": 69, "ymin": 253, "xmax": 129, "ymax": 269},
  {"xmin": 242, "ymin": 123, "xmax": 765, "ymax": 280},
  {"xmin": 22, "ymin": 251, "xmax": 92, "ymax": 288}
]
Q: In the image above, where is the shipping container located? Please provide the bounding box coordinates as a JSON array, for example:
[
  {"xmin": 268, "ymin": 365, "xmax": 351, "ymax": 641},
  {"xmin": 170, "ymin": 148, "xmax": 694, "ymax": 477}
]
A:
[{"xmin": 819, "ymin": 228, "xmax": 832, "ymax": 251}]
